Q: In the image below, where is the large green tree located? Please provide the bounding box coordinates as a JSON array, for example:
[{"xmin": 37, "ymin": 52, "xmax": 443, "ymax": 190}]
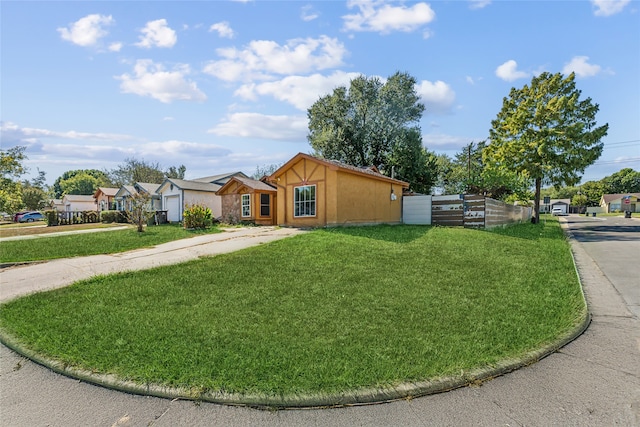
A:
[
  {"xmin": 307, "ymin": 72, "xmax": 432, "ymax": 191},
  {"xmin": 108, "ymin": 158, "xmax": 186, "ymax": 187},
  {"xmin": 388, "ymin": 128, "xmax": 437, "ymax": 194},
  {"xmin": 601, "ymin": 168, "xmax": 640, "ymax": 194},
  {"xmin": 60, "ymin": 172, "xmax": 101, "ymax": 195},
  {"xmin": 52, "ymin": 169, "xmax": 111, "ymax": 198},
  {"xmin": 0, "ymin": 146, "xmax": 27, "ymax": 213},
  {"xmin": 435, "ymin": 141, "xmax": 530, "ymax": 200},
  {"xmin": 485, "ymin": 72, "xmax": 608, "ymax": 223}
]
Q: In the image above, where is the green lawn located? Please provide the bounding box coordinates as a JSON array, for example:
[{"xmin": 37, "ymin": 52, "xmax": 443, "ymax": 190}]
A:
[
  {"xmin": 0, "ymin": 224, "xmax": 221, "ymax": 263},
  {"xmin": 0, "ymin": 220, "xmax": 586, "ymax": 398}
]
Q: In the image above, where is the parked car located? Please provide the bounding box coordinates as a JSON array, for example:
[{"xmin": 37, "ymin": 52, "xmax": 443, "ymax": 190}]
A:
[
  {"xmin": 552, "ymin": 208, "xmax": 564, "ymax": 216},
  {"xmin": 18, "ymin": 212, "xmax": 45, "ymax": 222},
  {"xmin": 13, "ymin": 211, "xmax": 30, "ymax": 222}
]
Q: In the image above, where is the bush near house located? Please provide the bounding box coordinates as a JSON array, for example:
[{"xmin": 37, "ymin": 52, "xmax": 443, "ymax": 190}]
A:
[
  {"xmin": 183, "ymin": 204, "xmax": 213, "ymax": 229},
  {"xmin": 44, "ymin": 210, "xmax": 58, "ymax": 226},
  {"xmin": 100, "ymin": 210, "xmax": 128, "ymax": 224}
]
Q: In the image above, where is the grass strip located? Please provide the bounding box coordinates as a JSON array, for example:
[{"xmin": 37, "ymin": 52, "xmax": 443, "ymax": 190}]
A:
[
  {"xmin": 0, "ymin": 224, "xmax": 221, "ymax": 263},
  {"xmin": 0, "ymin": 219, "xmax": 585, "ymax": 397}
]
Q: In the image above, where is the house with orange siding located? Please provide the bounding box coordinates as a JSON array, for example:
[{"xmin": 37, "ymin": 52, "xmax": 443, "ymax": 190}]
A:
[
  {"xmin": 216, "ymin": 176, "xmax": 277, "ymax": 225},
  {"xmin": 94, "ymin": 187, "xmax": 119, "ymax": 211},
  {"xmin": 267, "ymin": 153, "xmax": 409, "ymax": 227}
]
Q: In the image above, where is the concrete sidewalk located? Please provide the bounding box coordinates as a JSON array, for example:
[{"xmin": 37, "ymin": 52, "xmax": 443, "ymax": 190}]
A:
[{"xmin": 0, "ymin": 226, "xmax": 307, "ymax": 303}]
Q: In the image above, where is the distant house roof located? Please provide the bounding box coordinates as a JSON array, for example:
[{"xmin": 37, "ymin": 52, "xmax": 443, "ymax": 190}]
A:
[
  {"xmin": 115, "ymin": 185, "xmax": 136, "ymax": 198},
  {"xmin": 601, "ymin": 193, "xmax": 640, "ymax": 204},
  {"xmin": 268, "ymin": 153, "xmax": 410, "ymax": 188},
  {"xmin": 94, "ymin": 187, "xmax": 119, "ymax": 198},
  {"xmin": 531, "ymin": 198, "xmax": 571, "ymax": 205},
  {"xmin": 192, "ymin": 171, "xmax": 249, "ymax": 184},
  {"xmin": 158, "ymin": 178, "xmax": 222, "ymax": 193},
  {"xmin": 62, "ymin": 194, "xmax": 96, "ymax": 203},
  {"xmin": 135, "ymin": 182, "xmax": 161, "ymax": 195},
  {"xmin": 216, "ymin": 176, "xmax": 277, "ymax": 195}
]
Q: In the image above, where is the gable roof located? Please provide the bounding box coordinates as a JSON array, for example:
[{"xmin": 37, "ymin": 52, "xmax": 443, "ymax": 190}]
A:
[
  {"xmin": 216, "ymin": 176, "xmax": 277, "ymax": 195},
  {"xmin": 158, "ymin": 178, "xmax": 222, "ymax": 193},
  {"xmin": 135, "ymin": 182, "xmax": 161, "ymax": 194},
  {"xmin": 94, "ymin": 187, "xmax": 119, "ymax": 198},
  {"xmin": 601, "ymin": 193, "xmax": 640, "ymax": 204},
  {"xmin": 192, "ymin": 171, "xmax": 248, "ymax": 184},
  {"xmin": 115, "ymin": 185, "xmax": 136, "ymax": 198},
  {"xmin": 62, "ymin": 194, "xmax": 96, "ymax": 203},
  {"xmin": 268, "ymin": 153, "xmax": 409, "ymax": 188}
]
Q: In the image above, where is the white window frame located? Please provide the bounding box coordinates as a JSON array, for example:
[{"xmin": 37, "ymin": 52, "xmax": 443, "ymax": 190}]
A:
[
  {"xmin": 241, "ymin": 194, "xmax": 251, "ymax": 217},
  {"xmin": 294, "ymin": 185, "xmax": 316, "ymax": 217}
]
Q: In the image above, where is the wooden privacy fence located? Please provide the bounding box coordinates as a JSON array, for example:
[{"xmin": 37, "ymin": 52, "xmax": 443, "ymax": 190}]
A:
[
  {"xmin": 403, "ymin": 194, "xmax": 532, "ymax": 228},
  {"xmin": 46, "ymin": 210, "xmax": 100, "ymax": 226}
]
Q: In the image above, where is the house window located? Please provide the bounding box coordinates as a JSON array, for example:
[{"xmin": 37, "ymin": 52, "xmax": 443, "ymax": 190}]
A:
[
  {"xmin": 241, "ymin": 194, "xmax": 251, "ymax": 217},
  {"xmin": 260, "ymin": 193, "xmax": 270, "ymax": 217},
  {"xmin": 294, "ymin": 185, "xmax": 316, "ymax": 217}
]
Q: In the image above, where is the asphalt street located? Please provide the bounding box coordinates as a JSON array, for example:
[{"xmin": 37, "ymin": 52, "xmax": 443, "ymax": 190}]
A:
[{"xmin": 1, "ymin": 217, "xmax": 638, "ymax": 426}]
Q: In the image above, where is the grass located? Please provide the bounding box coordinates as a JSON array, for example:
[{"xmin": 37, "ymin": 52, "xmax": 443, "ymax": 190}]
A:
[
  {"xmin": 0, "ymin": 224, "xmax": 221, "ymax": 263},
  {"xmin": 0, "ymin": 219, "xmax": 586, "ymax": 397}
]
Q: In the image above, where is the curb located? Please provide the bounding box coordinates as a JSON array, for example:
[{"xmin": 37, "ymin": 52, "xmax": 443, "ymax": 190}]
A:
[{"xmin": 0, "ymin": 223, "xmax": 592, "ymax": 409}]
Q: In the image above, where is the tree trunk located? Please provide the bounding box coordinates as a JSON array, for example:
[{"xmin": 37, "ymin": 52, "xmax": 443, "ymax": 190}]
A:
[{"xmin": 532, "ymin": 176, "xmax": 541, "ymax": 224}]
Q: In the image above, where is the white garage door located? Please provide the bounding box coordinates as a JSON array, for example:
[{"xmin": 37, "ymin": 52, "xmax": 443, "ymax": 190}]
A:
[
  {"xmin": 552, "ymin": 204, "xmax": 567, "ymax": 214},
  {"xmin": 165, "ymin": 196, "xmax": 181, "ymax": 222}
]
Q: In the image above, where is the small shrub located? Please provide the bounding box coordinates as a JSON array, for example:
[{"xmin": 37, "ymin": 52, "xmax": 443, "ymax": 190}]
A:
[
  {"xmin": 44, "ymin": 210, "xmax": 59, "ymax": 226},
  {"xmin": 183, "ymin": 204, "xmax": 213, "ymax": 229},
  {"xmin": 82, "ymin": 211, "xmax": 99, "ymax": 223},
  {"xmin": 101, "ymin": 210, "xmax": 127, "ymax": 223}
]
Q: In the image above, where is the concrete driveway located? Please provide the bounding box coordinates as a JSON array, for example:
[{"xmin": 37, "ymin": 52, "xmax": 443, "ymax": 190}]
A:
[{"xmin": 1, "ymin": 219, "xmax": 639, "ymax": 426}]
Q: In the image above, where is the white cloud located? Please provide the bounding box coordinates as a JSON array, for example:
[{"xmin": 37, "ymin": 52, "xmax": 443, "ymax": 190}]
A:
[
  {"xmin": 117, "ymin": 59, "xmax": 207, "ymax": 103},
  {"xmin": 1, "ymin": 121, "xmax": 134, "ymax": 145},
  {"xmin": 208, "ymin": 113, "xmax": 308, "ymax": 142},
  {"xmin": 108, "ymin": 42, "xmax": 123, "ymax": 52},
  {"xmin": 591, "ymin": 0, "xmax": 630, "ymax": 16},
  {"xmin": 202, "ymin": 35, "xmax": 347, "ymax": 82},
  {"xmin": 209, "ymin": 21, "xmax": 235, "ymax": 38},
  {"xmin": 495, "ymin": 60, "xmax": 530, "ymax": 81},
  {"xmin": 416, "ymin": 80, "xmax": 456, "ymax": 114},
  {"xmin": 343, "ymin": 0, "xmax": 435, "ymax": 33},
  {"xmin": 562, "ymin": 56, "xmax": 604, "ymax": 78},
  {"xmin": 135, "ymin": 19, "xmax": 177, "ymax": 48},
  {"xmin": 138, "ymin": 140, "xmax": 231, "ymax": 158},
  {"xmin": 234, "ymin": 71, "xmax": 361, "ymax": 110},
  {"xmin": 57, "ymin": 14, "xmax": 114, "ymax": 47},
  {"xmin": 469, "ymin": 0, "xmax": 491, "ymax": 10},
  {"xmin": 301, "ymin": 5, "xmax": 319, "ymax": 21},
  {"xmin": 422, "ymin": 133, "xmax": 477, "ymax": 151}
]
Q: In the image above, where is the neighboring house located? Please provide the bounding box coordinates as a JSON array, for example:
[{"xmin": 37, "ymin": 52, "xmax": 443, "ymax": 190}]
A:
[
  {"xmin": 94, "ymin": 187, "xmax": 119, "ymax": 211},
  {"xmin": 536, "ymin": 198, "xmax": 571, "ymax": 214},
  {"xmin": 62, "ymin": 194, "xmax": 97, "ymax": 212},
  {"xmin": 114, "ymin": 183, "xmax": 162, "ymax": 212},
  {"xmin": 267, "ymin": 152, "xmax": 409, "ymax": 227},
  {"xmin": 600, "ymin": 193, "xmax": 640, "ymax": 213},
  {"xmin": 216, "ymin": 176, "xmax": 277, "ymax": 225},
  {"xmin": 157, "ymin": 172, "xmax": 247, "ymax": 222},
  {"xmin": 49, "ymin": 199, "xmax": 65, "ymax": 212}
]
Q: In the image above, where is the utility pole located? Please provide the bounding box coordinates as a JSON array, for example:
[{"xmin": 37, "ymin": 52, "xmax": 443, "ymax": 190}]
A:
[{"xmin": 467, "ymin": 143, "xmax": 472, "ymax": 193}]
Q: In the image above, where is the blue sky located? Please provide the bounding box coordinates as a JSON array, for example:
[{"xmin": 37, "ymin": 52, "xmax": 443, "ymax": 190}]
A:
[{"xmin": 2, "ymin": 0, "xmax": 639, "ymax": 186}]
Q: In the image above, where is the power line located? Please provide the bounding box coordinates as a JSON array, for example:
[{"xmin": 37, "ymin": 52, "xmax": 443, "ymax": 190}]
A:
[
  {"xmin": 592, "ymin": 157, "xmax": 640, "ymax": 166},
  {"xmin": 604, "ymin": 139, "xmax": 640, "ymax": 146}
]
